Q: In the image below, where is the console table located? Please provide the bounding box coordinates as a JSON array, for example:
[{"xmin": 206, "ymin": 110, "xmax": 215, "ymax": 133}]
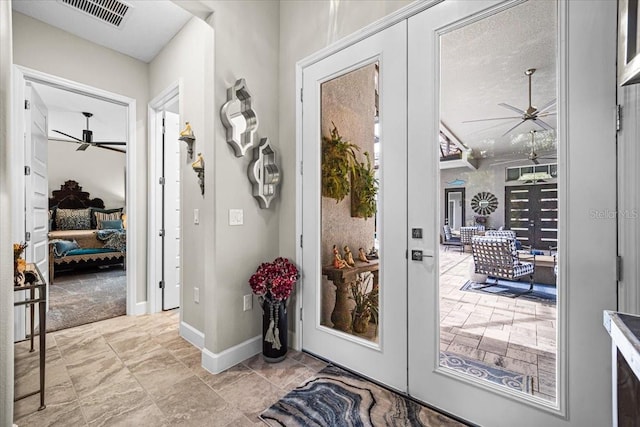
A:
[
  {"xmin": 14, "ymin": 264, "xmax": 47, "ymax": 410},
  {"xmin": 322, "ymin": 260, "xmax": 379, "ymax": 332}
]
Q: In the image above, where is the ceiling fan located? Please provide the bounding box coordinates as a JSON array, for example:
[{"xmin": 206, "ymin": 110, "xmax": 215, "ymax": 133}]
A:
[
  {"xmin": 51, "ymin": 112, "xmax": 126, "ymax": 153},
  {"xmin": 492, "ymin": 130, "xmax": 556, "ymax": 166},
  {"xmin": 464, "ymin": 68, "xmax": 556, "ymax": 136}
]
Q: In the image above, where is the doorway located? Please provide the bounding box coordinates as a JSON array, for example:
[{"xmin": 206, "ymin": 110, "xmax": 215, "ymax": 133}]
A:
[{"xmin": 444, "ymin": 188, "xmax": 465, "ymax": 230}]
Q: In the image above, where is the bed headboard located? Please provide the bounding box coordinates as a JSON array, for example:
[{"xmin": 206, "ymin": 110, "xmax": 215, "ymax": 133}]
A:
[{"xmin": 49, "ymin": 180, "xmax": 105, "ymax": 209}]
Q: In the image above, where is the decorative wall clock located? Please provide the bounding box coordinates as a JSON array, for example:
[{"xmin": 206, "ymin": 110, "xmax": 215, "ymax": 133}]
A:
[{"xmin": 470, "ymin": 191, "xmax": 498, "ymax": 216}]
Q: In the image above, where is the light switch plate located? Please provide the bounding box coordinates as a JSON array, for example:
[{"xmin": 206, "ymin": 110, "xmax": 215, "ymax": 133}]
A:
[
  {"xmin": 194, "ymin": 209, "xmax": 200, "ymax": 225},
  {"xmin": 229, "ymin": 209, "xmax": 244, "ymax": 226},
  {"xmin": 243, "ymin": 294, "xmax": 252, "ymax": 311}
]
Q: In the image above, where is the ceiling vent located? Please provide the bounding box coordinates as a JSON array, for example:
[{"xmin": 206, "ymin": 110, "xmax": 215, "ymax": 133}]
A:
[{"xmin": 59, "ymin": 0, "xmax": 130, "ymax": 28}]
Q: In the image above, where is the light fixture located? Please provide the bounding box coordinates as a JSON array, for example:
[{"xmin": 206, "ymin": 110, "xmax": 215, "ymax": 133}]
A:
[
  {"xmin": 518, "ymin": 172, "xmax": 552, "ymax": 182},
  {"xmin": 179, "ymin": 122, "xmax": 196, "ymax": 159},
  {"xmin": 192, "ymin": 153, "xmax": 204, "ymax": 195}
]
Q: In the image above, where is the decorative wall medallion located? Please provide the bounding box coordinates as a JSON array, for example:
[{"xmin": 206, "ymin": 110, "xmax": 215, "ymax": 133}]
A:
[
  {"xmin": 248, "ymin": 137, "xmax": 281, "ymax": 208},
  {"xmin": 220, "ymin": 78, "xmax": 259, "ymax": 157},
  {"xmin": 471, "ymin": 191, "xmax": 498, "ymax": 215}
]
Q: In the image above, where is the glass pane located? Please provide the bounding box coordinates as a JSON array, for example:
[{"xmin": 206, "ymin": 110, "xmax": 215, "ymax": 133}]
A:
[
  {"xmin": 439, "ymin": 1, "xmax": 558, "ymax": 403},
  {"xmin": 319, "ymin": 62, "xmax": 380, "ymax": 342}
]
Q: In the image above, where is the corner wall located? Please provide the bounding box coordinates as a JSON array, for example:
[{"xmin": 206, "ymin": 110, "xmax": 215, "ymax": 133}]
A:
[{"xmin": 12, "ymin": 11, "xmax": 150, "ymax": 303}]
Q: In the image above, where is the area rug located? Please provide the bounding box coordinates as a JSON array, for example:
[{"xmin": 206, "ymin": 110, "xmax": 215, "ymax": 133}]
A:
[
  {"xmin": 460, "ymin": 279, "xmax": 556, "ymax": 303},
  {"xmin": 45, "ymin": 266, "xmax": 126, "ymax": 332},
  {"xmin": 260, "ymin": 365, "xmax": 466, "ymax": 426},
  {"xmin": 439, "ymin": 351, "xmax": 532, "ymax": 393}
]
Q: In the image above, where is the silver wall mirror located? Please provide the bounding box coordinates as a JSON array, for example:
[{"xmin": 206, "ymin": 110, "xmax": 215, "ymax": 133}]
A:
[
  {"xmin": 220, "ymin": 78, "xmax": 259, "ymax": 157},
  {"xmin": 248, "ymin": 137, "xmax": 280, "ymax": 208}
]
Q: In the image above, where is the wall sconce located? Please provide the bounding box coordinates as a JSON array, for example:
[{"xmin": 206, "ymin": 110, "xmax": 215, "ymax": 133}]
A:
[
  {"xmin": 192, "ymin": 152, "xmax": 205, "ymax": 195},
  {"xmin": 179, "ymin": 121, "xmax": 196, "ymax": 160}
]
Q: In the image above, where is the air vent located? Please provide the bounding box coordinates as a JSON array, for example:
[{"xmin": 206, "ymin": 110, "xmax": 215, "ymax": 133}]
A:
[{"xmin": 59, "ymin": 0, "xmax": 130, "ymax": 28}]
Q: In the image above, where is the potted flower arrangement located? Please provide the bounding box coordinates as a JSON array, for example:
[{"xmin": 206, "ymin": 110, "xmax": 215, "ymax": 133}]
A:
[
  {"xmin": 249, "ymin": 257, "xmax": 299, "ymax": 362},
  {"xmin": 13, "ymin": 242, "xmax": 27, "ymax": 287},
  {"xmin": 349, "ymin": 273, "xmax": 379, "ymax": 334}
]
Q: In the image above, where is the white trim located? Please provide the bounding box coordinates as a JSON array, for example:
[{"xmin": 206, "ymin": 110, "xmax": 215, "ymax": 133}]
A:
[
  {"xmin": 180, "ymin": 321, "xmax": 204, "ymax": 349},
  {"xmin": 13, "ymin": 65, "xmax": 138, "ymax": 317},
  {"xmin": 135, "ymin": 301, "xmax": 148, "ymax": 316},
  {"xmin": 148, "ymin": 81, "xmax": 182, "ymax": 314},
  {"xmin": 201, "ymin": 335, "xmax": 261, "ymax": 374}
]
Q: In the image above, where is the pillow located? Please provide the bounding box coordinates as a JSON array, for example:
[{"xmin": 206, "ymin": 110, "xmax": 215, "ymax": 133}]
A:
[
  {"xmin": 55, "ymin": 208, "xmax": 91, "ymax": 230},
  {"xmin": 50, "ymin": 239, "xmax": 80, "ymax": 257},
  {"xmin": 91, "ymin": 208, "xmax": 123, "ymax": 229},
  {"xmin": 100, "ymin": 219, "xmax": 123, "ymax": 230}
]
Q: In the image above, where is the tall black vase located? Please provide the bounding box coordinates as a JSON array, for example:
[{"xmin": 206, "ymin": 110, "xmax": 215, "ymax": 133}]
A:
[{"xmin": 262, "ymin": 298, "xmax": 287, "ymax": 363}]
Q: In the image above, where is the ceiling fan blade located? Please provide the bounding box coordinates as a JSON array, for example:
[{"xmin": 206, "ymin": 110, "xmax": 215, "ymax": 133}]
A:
[
  {"xmin": 462, "ymin": 116, "xmax": 522, "ymax": 123},
  {"xmin": 501, "ymin": 119, "xmax": 526, "ymax": 136},
  {"xmin": 52, "ymin": 130, "xmax": 83, "ymax": 142},
  {"xmin": 536, "ymin": 112, "xmax": 557, "ymax": 118},
  {"xmin": 76, "ymin": 143, "xmax": 90, "ymax": 151},
  {"xmin": 537, "ymin": 98, "xmax": 557, "ymax": 114},
  {"xmin": 532, "ymin": 158, "xmax": 540, "ymax": 165},
  {"xmin": 97, "ymin": 145, "xmax": 126, "ymax": 153},
  {"xmin": 498, "ymin": 103, "xmax": 526, "ymax": 115},
  {"xmin": 533, "ymin": 118, "xmax": 553, "ymax": 131},
  {"xmin": 93, "ymin": 141, "xmax": 127, "ymax": 146}
]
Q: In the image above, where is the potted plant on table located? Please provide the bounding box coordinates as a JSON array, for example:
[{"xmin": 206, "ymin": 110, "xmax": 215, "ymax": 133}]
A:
[
  {"xmin": 349, "ymin": 273, "xmax": 379, "ymax": 334},
  {"xmin": 249, "ymin": 257, "xmax": 299, "ymax": 362}
]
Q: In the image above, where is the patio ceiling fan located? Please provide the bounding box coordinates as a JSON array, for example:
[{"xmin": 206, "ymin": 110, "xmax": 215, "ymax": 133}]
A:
[
  {"xmin": 51, "ymin": 112, "xmax": 126, "ymax": 153},
  {"xmin": 463, "ymin": 68, "xmax": 556, "ymax": 136},
  {"xmin": 492, "ymin": 130, "xmax": 556, "ymax": 166}
]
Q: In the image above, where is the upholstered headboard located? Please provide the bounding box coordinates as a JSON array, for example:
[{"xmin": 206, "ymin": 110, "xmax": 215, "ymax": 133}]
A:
[{"xmin": 49, "ymin": 180, "xmax": 105, "ymax": 209}]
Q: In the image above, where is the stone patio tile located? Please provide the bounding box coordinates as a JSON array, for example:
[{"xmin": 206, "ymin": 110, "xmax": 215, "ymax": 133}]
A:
[
  {"xmin": 478, "ymin": 336, "xmax": 508, "ymax": 356},
  {"xmin": 452, "ymin": 334, "xmax": 481, "ymax": 348},
  {"xmin": 446, "ymin": 342, "xmax": 486, "ymax": 361},
  {"xmin": 506, "ymin": 347, "xmax": 537, "ymax": 364}
]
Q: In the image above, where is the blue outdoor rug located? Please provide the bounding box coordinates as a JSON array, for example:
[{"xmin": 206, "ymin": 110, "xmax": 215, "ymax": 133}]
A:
[
  {"xmin": 460, "ymin": 279, "xmax": 556, "ymax": 303},
  {"xmin": 440, "ymin": 351, "xmax": 532, "ymax": 394},
  {"xmin": 260, "ymin": 364, "xmax": 466, "ymax": 426}
]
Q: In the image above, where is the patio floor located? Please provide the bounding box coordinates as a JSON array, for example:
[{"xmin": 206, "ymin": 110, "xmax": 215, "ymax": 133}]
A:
[{"xmin": 439, "ymin": 247, "xmax": 557, "ymax": 402}]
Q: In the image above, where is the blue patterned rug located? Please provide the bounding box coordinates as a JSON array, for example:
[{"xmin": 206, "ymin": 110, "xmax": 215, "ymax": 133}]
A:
[
  {"xmin": 260, "ymin": 365, "xmax": 466, "ymax": 426},
  {"xmin": 440, "ymin": 351, "xmax": 532, "ymax": 393},
  {"xmin": 460, "ymin": 279, "xmax": 556, "ymax": 303}
]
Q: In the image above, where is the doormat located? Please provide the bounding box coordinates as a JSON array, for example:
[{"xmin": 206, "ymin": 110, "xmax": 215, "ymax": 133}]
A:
[
  {"xmin": 440, "ymin": 351, "xmax": 532, "ymax": 394},
  {"xmin": 460, "ymin": 279, "xmax": 556, "ymax": 303},
  {"xmin": 260, "ymin": 364, "xmax": 467, "ymax": 426}
]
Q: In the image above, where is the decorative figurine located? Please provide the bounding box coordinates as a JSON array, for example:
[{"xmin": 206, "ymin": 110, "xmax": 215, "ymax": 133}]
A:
[
  {"xmin": 358, "ymin": 247, "xmax": 370, "ymax": 263},
  {"xmin": 343, "ymin": 246, "xmax": 355, "ymax": 266},
  {"xmin": 368, "ymin": 247, "xmax": 379, "ymax": 259},
  {"xmin": 180, "ymin": 122, "xmax": 195, "ymax": 139},
  {"xmin": 332, "ymin": 245, "xmax": 349, "ymax": 269}
]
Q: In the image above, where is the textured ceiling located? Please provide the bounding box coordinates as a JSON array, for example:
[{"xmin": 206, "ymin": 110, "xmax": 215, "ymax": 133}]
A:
[
  {"xmin": 12, "ymin": 0, "xmax": 192, "ymax": 63},
  {"xmin": 440, "ymin": 0, "xmax": 557, "ymax": 161}
]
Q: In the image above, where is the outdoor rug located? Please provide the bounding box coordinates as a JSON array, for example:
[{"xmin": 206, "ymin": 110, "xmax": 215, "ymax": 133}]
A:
[
  {"xmin": 440, "ymin": 351, "xmax": 532, "ymax": 394},
  {"xmin": 45, "ymin": 266, "xmax": 126, "ymax": 332},
  {"xmin": 260, "ymin": 364, "xmax": 466, "ymax": 426},
  {"xmin": 460, "ymin": 279, "xmax": 556, "ymax": 303}
]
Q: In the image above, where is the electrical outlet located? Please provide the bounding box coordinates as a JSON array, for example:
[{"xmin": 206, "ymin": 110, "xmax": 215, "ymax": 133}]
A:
[
  {"xmin": 243, "ymin": 294, "xmax": 252, "ymax": 311},
  {"xmin": 194, "ymin": 287, "xmax": 200, "ymax": 304},
  {"xmin": 194, "ymin": 209, "xmax": 200, "ymax": 225}
]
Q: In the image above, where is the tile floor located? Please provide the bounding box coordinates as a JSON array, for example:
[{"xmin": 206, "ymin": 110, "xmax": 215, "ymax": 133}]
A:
[
  {"xmin": 13, "ymin": 310, "xmax": 328, "ymax": 426},
  {"xmin": 439, "ymin": 247, "xmax": 557, "ymax": 401}
]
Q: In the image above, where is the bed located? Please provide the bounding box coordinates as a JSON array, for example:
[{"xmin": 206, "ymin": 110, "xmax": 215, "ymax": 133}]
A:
[{"xmin": 48, "ymin": 180, "xmax": 126, "ymax": 284}]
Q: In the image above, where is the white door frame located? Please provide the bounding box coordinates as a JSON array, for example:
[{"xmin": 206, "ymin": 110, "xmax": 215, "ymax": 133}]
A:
[
  {"xmin": 12, "ymin": 65, "xmax": 138, "ymax": 317},
  {"xmin": 148, "ymin": 81, "xmax": 182, "ymax": 314}
]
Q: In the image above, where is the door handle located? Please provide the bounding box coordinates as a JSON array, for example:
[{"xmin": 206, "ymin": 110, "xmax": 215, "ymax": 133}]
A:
[{"xmin": 411, "ymin": 250, "xmax": 434, "ymax": 261}]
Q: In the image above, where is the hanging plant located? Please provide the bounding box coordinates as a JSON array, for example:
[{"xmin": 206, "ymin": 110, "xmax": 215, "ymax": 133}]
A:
[
  {"xmin": 321, "ymin": 123, "xmax": 358, "ymax": 202},
  {"xmin": 351, "ymin": 152, "xmax": 378, "ymax": 219}
]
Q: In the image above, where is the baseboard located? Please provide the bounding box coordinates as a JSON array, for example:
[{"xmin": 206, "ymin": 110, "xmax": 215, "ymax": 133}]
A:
[
  {"xmin": 180, "ymin": 321, "xmax": 204, "ymax": 349},
  {"xmin": 201, "ymin": 335, "xmax": 261, "ymax": 374},
  {"xmin": 135, "ymin": 301, "xmax": 148, "ymax": 315},
  {"xmin": 288, "ymin": 330, "xmax": 300, "ymax": 351}
]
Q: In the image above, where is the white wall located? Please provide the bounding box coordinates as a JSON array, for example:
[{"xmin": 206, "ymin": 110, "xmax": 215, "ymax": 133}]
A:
[
  {"xmin": 12, "ymin": 11, "xmax": 149, "ymax": 302},
  {"xmin": 149, "ymin": 16, "xmax": 214, "ymax": 332},
  {"xmin": 48, "ymin": 140, "xmax": 126, "ymax": 210}
]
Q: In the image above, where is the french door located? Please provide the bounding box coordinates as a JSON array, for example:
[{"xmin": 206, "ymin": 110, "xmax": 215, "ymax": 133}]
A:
[{"xmin": 301, "ymin": 21, "xmax": 408, "ymax": 391}]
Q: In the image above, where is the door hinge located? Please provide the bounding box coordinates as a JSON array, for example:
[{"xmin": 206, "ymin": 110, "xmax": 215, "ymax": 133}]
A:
[
  {"xmin": 159, "ymin": 177, "xmax": 165, "ymax": 185},
  {"xmin": 299, "ymin": 234, "xmax": 303, "ymax": 248},
  {"xmin": 24, "ymin": 100, "xmax": 30, "ymax": 110},
  {"xmin": 159, "ymin": 280, "xmax": 165, "ymax": 289},
  {"xmin": 616, "ymin": 104, "xmax": 622, "ymax": 132},
  {"xmin": 300, "ymin": 161, "xmax": 303, "ymax": 175},
  {"xmin": 616, "ymin": 255, "xmax": 622, "ymax": 281},
  {"xmin": 162, "ymin": 118, "xmax": 165, "ymax": 134},
  {"xmin": 25, "ymin": 232, "xmax": 31, "ymax": 242},
  {"xmin": 24, "ymin": 166, "xmax": 31, "ymax": 176},
  {"xmin": 300, "ymin": 88, "xmax": 303, "ymax": 102},
  {"xmin": 300, "ymin": 307, "xmax": 303, "ymax": 321},
  {"xmin": 159, "ymin": 229, "xmax": 165, "ymax": 237}
]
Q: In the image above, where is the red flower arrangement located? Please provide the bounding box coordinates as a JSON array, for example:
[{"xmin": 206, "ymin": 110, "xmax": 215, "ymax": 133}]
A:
[{"xmin": 249, "ymin": 257, "xmax": 299, "ymax": 301}]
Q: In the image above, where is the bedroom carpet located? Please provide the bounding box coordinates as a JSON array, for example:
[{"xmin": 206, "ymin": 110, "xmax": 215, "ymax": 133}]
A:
[
  {"xmin": 260, "ymin": 364, "xmax": 467, "ymax": 426},
  {"xmin": 45, "ymin": 266, "xmax": 126, "ymax": 332}
]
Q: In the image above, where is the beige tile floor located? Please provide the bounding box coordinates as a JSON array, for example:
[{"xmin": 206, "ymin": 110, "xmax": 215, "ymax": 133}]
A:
[
  {"xmin": 13, "ymin": 310, "xmax": 329, "ymax": 427},
  {"xmin": 439, "ymin": 247, "xmax": 557, "ymax": 401}
]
